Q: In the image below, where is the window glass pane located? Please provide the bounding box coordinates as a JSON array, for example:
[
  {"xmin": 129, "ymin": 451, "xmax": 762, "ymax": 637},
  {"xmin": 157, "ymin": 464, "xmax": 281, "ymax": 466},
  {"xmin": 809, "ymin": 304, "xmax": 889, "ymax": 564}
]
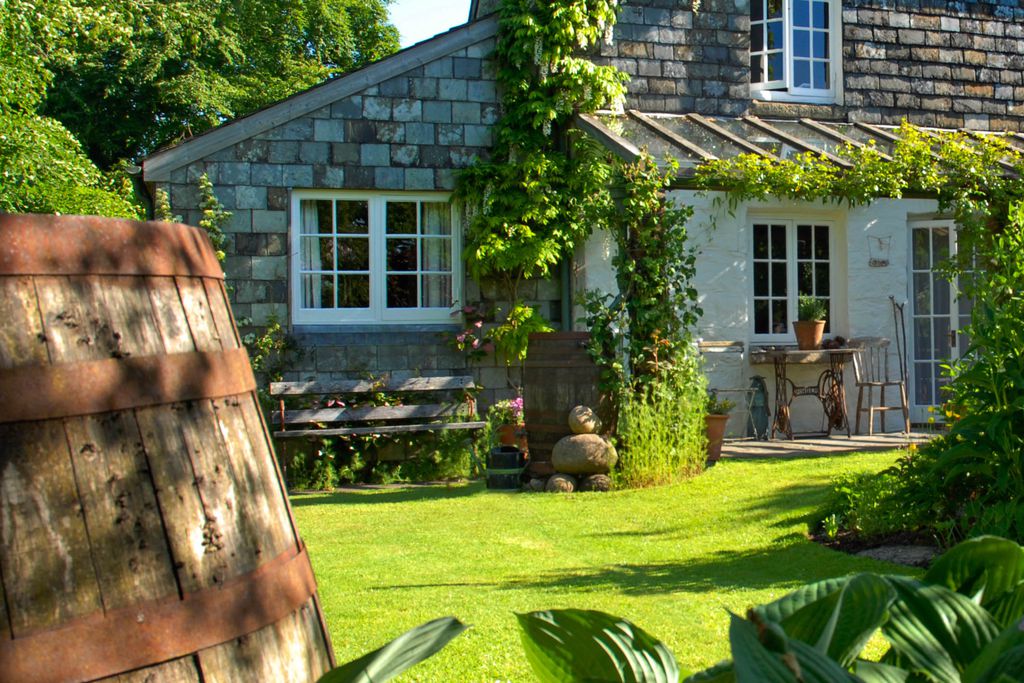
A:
[
  {"xmin": 797, "ymin": 225, "xmax": 812, "ymax": 259},
  {"xmin": 752, "ymin": 0, "xmax": 764, "ymax": 22},
  {"xmin": 754, "ymin": 262, "xmax": 769, "ymax": 295},
  {"xmin": 300, "ymin": 200, "xmax": 332, "ymax": 235},
  {"xmin": 813, "ymin": 61, "xmax": 829, "ymax": 89},
  {"xmin": 934, "ymin": 317, "xmax": 950, "ymax": 359},
  {"xmin": 421, "ymin": 237, "xmax": 451, "ymax": 271},
  {"xmin": 767, "ymin": 0, "xmax": 783, "ymax": 19},
  {"xmin": 793, "ymin": 30, "xmax": 810, "ymax": 58},
  {"xmin": 301, "ymin": 274, "xmax": 335, "ymax": 308},
  {"xmin": 316, "ymin": 200, "xmax": 333, "ymax": 234},
  {"xmin": 913, "ymin": 229, "xmax": 930, "ymax": 269},
  {"xmin": 914, "ymin": 319, "xmax": 932, "ymax": 360},
  {"xmin": 815, "ymin": 264, "xmax": 830, "ymax": 295},
  {"xmin": 300, "ymin": 237, "xmax": 333, "ymax": 271},
  {"xmin": 755, "ymin": 299, "xmax": 770, "ymax": 334},
  {"xmin": 422, "ymin": 203, "xmax": 451, "ymax": 235},
  {"xmin": 767, "ymin": 52, "xmax": 784, "ymax": 81},
  {"xmin": 793, "ymin": 0, "xmax": 810, "ymax": 26},
  {"xmin": 814, "ymin": 225, "xmax": 829, "ymax": 258},
  {"xmin": 338, "ymin": 237, "xmax": 369, "ymax": 270},
  {"xmin": 813, "ymin": 32, "xmax": 829, "ymax": 59},
  {"xmin": 337, "ymin": 200, "xmax": 368, "ymax": 234},
  {"xmin": 767, "ymin": 20, "xmax": 784, "ymax": 49},
  {"xmin": 750, "ymin": 56, "xmax": 762, "ymax": 83},
  {"xmin": 913, "ymin": 273, "xmax": 931, "ymax": 315},
  {"xmin": 770, "ymin": 224, "xmax": 786, "ymax": 258},
  {"xmin": 387, "ymin": 202, "xmax": 417, "ymax": 234},
  {"xmin": 813, "ymin": 0, "xmax": 828, "ymax": 28},
  {"xmin": 932, "ymin": 227, "xmax": 950, "ymax": 262},
  {"xmin": 794, "ymin": 61, "xmax": 811, "ymax": 89},
  {"xmin": 772, "ymin": 263, "xmax": 787, "ymax": 296},
  {"xmin": 772, "ymin": 300, "xmax": 788, "ymax": 332},
  {"xmin": 754, "ymin": 224, "xmax": 769, "ymax": 258},
  {"xmin": 421, "ymin": 275, "xmax": 452, "ymax": 308},
  {"xmin": 338, "ymin": 275, "xmax": 370, "ymax": 308},
  {"xmin": 914, "ymin": 362, "xmax": 933, "ymax": 404},
  {"xmin": 798, "ymin": 261, "xmax": 813, "ymax": 293},
  {"xmin": 750, "ymin": 27, "xmax": 764, "ymax": 53},
  {"xmin": 933, "ymin": 273, "xmax": 950, "ymax": 314},
  {"xmin": 387, "ymin": 238, "xmax": 417, "ymax": 271},
  {"xmin": 387, "ymin": 275, "xmax": 417, "ymax": 308}
]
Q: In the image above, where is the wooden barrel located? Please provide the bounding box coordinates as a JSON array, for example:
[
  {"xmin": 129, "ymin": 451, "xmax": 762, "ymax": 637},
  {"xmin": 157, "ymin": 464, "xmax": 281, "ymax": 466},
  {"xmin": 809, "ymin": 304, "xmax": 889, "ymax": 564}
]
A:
[
  {"xmin": 0, "ymin": 215, "xmax": 334, "ymax": 682},
  {"xmin": 523, "ymin": 332, "xmax": 609, "ymax": 473}
]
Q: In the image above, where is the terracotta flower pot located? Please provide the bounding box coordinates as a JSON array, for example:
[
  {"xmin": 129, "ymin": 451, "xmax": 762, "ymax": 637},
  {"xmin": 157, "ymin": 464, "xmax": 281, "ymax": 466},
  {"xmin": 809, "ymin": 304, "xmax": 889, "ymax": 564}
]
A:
[
  {"xmin": 705, "ymin": 413, "xmax": 730, "ymax": 464},
  {"xmin": 496, "ymin": 423, "xmax": 529, "ymax": 456},
  {"xmin": 793, "ymin": 320, "xmax": 826, "ymax": 350}
]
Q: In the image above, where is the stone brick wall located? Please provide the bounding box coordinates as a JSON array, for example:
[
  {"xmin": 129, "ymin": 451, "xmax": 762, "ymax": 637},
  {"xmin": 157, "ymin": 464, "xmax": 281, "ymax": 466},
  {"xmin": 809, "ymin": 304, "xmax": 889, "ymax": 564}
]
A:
[
  {"xmin": 841, "ymin": 0, "xmax": 1024, "ymax": 130},
  {"xmin": 592, "ymin": 0, "xmax": 1024, "ymax": 130}
]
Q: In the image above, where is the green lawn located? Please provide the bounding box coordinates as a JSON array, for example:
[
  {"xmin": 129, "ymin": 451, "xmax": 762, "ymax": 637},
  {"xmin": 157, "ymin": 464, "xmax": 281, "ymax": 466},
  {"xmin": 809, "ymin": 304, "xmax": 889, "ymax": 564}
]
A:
[{"xmin": 292, "ymin": 450, "xmax": 913, "ymax": 681}]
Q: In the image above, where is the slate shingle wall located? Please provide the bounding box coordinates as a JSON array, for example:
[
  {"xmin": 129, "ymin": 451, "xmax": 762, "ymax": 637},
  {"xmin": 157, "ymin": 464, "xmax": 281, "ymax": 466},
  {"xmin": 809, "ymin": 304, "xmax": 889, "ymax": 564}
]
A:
[{"xmin": 599, "ymin": 0, "xmax": 1024, "ymax": 130}]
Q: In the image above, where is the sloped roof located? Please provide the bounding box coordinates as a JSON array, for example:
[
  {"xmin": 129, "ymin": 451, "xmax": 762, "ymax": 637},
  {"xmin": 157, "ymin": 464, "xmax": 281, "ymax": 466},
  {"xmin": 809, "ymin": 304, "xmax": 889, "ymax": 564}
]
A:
[
  {"xmin": 143, "ymin": 15, "xmax": 498, "ymax": 181},
  {"xmin": 578, "ymin": 111, "xmax": 1023, "ymax": 182}
]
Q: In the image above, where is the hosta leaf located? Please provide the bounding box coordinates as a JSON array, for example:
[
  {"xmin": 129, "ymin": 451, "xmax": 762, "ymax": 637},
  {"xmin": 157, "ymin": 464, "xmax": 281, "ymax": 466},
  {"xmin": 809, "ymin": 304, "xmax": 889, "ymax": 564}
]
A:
[
  {"xmin": 787, "ymin": 639, "xmax": 861, "ymax": 683},
  {"xmin": 973, "ymin": 645, "xmax": 1024, "ymax": 683},
  {"xmin": 755, "ymin": 574, "xmax": 892, "ymax": 667},
  {"xmin": 316, "ymin": 616, "xmax": 466, "ymax": 683},
  {"xmin": 517, "ymin": 609, "xmax": 680, "ymax": 683},
  {"xmin": 883, "ymin": 576, "xmax": 1000, "ymax": 680},
  {"xmin": 986, "ymin": 585, "xmax": 1024, "ymax": 630},
  {"xmin": 925, "ymin": 536, "xmax": 1024, "ymax": 613},
  {"xmin": 683, "ymin": 661, "xmax": 735, "ymax": 683},
  {"xmin": 963, "ymin": 617, "xmax": 1024, "ymax": 683},
  {"xmin": 853, "ymin": 660, "xmax": 910, "ymax": 683},
  {"xmin": 728, "ymin": 612, "xmax": 797, "ymax": 683}
]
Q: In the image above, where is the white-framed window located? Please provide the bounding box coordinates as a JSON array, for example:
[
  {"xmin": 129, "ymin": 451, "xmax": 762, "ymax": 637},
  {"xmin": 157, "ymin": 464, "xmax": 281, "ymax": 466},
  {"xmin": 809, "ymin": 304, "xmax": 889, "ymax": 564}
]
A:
[
  {"xmin": 752, "ymin": 219, "xmax": 833, "ymax": 340},
  {"xmin": 750, "ymin": 0, "xmax": 842, "ymax": 104},
  {"xmin": 290, "ymin": 191, "xmax": 461, "ymax": 325}
]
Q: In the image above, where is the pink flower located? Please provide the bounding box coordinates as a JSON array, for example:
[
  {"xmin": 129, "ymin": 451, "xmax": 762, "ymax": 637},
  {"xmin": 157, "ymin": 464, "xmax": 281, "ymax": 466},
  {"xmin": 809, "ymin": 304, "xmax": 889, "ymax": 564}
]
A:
[
  {"xmin": 474, "ymin": 320, "xmax": 483, "ymax": 328},
  {"xmin": 472, "ymin": 338, "xmax": 481, "ymax": 348},
  {"xmin": 456, "ymin": 333, "xmax": 466, "ymax": 343}
]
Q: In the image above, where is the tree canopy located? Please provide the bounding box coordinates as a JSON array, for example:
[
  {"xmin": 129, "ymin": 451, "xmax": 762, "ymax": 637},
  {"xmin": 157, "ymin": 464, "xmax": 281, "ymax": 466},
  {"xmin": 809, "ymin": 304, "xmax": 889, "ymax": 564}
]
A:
[{"xmin": 1, "ymin": 0, "xmax": 399, "ymax": 215}]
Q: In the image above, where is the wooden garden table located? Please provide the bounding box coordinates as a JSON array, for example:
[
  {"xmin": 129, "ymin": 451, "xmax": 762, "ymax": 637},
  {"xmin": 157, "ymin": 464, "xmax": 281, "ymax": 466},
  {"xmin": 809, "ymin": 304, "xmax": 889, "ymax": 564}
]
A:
[{"xmin": 749, "ymin": 348, "xmax": 853, "ymax": 440}]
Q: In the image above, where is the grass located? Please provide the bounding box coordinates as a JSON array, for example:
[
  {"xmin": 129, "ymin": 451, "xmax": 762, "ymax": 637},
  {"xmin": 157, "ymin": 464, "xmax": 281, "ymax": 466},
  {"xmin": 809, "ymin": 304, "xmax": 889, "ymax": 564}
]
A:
[{"xmin": 292, "ymin": 449, "xmax": 914, "ymax": 681}]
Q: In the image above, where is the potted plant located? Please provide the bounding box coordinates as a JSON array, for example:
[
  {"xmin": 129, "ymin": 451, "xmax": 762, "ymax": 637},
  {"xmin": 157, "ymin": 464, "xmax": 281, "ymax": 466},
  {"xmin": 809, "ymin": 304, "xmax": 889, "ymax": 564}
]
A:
[
  {"xmin": 489, "ymin": 396, "xmax": 526, "ymax": 449},
  {"xmin": 705, "ymin": 393, "xmax": 735, "ymax": 465},
  {"xmin": 793, "ymin": 294, "xmax": 828, "ymax": 350}
]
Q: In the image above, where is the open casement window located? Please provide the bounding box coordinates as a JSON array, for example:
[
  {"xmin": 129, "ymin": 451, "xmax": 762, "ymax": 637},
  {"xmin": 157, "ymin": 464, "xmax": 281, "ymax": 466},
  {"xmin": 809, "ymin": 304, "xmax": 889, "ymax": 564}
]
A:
[
  {"xmin": 752, "ymin": 220, "xmax": 833, "ymax": 341},
  {"xmin": 750, "ymin": 0, "xmax": 842, "ymax": 104},
  {"xmin": 291, "ymin": 192, "xmax": 460, "ymax": 325}
]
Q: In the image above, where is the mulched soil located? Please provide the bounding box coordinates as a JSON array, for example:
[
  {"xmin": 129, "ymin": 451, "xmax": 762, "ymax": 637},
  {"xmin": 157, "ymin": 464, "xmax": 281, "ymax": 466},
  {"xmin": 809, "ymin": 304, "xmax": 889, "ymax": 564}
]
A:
[{"xmin": 811, "ymin": 529, "xmax": 939, "ymax": 568}]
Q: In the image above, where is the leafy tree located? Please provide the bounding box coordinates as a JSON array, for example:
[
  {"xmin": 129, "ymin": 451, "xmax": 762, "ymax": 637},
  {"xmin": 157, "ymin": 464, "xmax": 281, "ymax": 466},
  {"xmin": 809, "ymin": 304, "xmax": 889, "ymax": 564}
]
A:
[{"xmin": 41, "ymin": 0, "xmax": 400, "ymax": 167}]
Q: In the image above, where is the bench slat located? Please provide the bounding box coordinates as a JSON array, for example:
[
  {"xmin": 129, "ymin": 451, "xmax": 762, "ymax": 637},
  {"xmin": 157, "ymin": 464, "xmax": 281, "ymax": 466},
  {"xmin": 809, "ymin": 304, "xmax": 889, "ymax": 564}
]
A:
[
  {"xmin": 273, "ymin": 421, "xmax": 487, "ymax": 439},
  {"xmin": 270, "ymin": 376, "xmax": 476, "ymax": 397},
  {"xmin": 273, "ymin": 403, "xmax": 469, "ymax": 426}
]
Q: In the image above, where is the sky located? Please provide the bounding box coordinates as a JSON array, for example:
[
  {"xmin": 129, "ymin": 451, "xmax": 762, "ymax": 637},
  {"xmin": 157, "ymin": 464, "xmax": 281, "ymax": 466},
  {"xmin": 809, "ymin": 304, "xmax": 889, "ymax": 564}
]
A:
[{"xmin": 388, "ymin": 0, "xmax": 473, "ymax": 47}]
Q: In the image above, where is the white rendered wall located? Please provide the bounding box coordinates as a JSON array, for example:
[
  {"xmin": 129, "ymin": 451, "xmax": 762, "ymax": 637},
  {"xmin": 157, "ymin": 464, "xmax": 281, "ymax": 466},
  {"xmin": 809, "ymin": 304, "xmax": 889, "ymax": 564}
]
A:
[{"xmin": 574, "ymin": 191, "xmax": 941, "ymax": 435}]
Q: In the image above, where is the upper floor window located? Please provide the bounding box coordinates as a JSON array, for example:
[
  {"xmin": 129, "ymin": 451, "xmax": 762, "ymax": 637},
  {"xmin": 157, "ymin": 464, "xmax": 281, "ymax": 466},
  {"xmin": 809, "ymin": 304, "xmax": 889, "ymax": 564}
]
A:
[
  {"xmin": 290, "ymin": 191, "xmax": 460, "ymax": 325},
  {"xmin": 750, "ymin": 0, "xmax": 842, "ymax": 104}
]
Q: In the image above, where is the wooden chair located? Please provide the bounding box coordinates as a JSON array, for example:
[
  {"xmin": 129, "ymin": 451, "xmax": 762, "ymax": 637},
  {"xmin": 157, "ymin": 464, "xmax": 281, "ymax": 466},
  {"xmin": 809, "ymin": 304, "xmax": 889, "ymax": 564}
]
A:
[{"xmin": 849, "ymin": 337, "xmax": 911, "ymax": 434}]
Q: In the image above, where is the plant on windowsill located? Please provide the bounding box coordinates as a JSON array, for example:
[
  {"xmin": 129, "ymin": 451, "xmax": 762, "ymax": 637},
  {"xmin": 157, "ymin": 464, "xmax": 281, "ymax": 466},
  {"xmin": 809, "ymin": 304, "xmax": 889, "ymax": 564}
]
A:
[
  {"xmin": 794, "ymin": 294, "xmax": 828, "ymax": 350},
  {"xmin": 704, "ymin": 392, "xmax": 735, "ymax": 465}
]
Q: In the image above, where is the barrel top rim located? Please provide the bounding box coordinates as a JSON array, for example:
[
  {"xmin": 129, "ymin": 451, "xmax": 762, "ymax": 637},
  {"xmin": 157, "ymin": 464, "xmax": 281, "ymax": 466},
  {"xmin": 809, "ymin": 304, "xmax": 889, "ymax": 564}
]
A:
[{"xmin": 0, "ymin": 213, "xmax": 223, "ymax": 279}]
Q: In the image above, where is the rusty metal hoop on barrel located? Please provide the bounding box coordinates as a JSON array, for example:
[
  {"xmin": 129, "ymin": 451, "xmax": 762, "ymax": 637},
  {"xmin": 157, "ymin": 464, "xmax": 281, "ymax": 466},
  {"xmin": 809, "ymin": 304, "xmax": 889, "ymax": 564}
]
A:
[{"xmin": 0, "ymin": 214, "xmax": 334, "ymax": 683}]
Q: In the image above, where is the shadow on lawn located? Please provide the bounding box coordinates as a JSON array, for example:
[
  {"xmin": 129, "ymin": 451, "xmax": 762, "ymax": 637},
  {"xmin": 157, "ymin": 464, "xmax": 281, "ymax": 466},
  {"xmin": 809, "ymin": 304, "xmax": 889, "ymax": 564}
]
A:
[
  {"xmin": 505, "ymin": 540, "xmax": 845, "ymax": 595},
  {"xmin": 289, "ymin": 481, "xmax": 485, "ymax": 507}
]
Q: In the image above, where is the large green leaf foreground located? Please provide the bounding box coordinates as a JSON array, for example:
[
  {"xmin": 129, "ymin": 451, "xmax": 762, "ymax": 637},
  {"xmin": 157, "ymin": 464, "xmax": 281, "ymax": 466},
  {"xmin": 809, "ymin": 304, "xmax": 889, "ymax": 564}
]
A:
[{"xmin": 318, "ymin": 536, "xmax": 1024, "ymax": 682}]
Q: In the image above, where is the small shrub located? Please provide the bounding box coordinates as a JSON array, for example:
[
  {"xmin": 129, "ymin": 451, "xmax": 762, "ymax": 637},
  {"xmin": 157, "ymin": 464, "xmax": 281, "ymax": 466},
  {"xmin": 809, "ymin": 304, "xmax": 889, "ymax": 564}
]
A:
[
  {"xmin": 823, "ymin": 464, "xmax": 925, "ymax": 539},
  {"xmin": 615, "ymin": 353, "xmax": 707, "ymax": 488}
]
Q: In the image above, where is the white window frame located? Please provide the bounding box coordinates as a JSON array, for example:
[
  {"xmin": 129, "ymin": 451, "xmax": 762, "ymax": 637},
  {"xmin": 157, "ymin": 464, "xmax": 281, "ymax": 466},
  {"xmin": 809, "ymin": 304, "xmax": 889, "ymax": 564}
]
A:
[
  {"xmin": 750, "ymin": 218, "xmax": 836, "ymax": 343},
  {"xmin": 750, "ymin": 0, "xmax": 843, "ymax": 105},
  {"xmin": 290, "ymin": 190, "xmax": 462, "ymax": 325}
]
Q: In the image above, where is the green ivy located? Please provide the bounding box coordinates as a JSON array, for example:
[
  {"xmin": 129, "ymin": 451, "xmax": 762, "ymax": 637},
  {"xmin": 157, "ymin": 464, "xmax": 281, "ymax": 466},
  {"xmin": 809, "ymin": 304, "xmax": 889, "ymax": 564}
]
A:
[{"xmin": 455, "ymin": 0, "xmax": 628, "ymax": 360}]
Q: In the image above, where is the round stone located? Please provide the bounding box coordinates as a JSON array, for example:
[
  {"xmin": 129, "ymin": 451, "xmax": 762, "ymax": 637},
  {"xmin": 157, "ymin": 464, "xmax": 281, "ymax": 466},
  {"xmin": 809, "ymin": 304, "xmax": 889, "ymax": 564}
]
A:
[
  {"xmin": 545, "ymin": 473, "xmax": 577, "ymax": 493},
  {"xmin": 551, "ymin": 434, "xmax": 618, "ymax": 474},
  {"xmin": 568, "ymin": 405, "xmax": 602, "ymax": 434}
]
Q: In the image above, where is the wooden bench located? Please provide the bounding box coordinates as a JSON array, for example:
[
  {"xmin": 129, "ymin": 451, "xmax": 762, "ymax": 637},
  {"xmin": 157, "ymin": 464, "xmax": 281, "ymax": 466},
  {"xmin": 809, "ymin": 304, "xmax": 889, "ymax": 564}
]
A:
[{"xmin": 269, "ymin": 375, "xmax": 486, "ymax": 441}]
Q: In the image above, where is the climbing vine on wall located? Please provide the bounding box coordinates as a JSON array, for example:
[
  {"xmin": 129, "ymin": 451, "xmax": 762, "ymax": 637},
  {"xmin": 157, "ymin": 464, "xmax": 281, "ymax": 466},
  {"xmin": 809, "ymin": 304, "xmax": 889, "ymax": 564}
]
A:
[{"xmin": 454, "ymin": 0, "xmax": 628, "ymax": 361}]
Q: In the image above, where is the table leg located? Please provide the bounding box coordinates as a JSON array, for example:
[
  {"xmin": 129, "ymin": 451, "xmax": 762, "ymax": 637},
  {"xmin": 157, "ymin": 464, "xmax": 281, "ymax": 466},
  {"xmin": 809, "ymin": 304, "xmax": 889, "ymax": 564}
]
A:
[{"xmin": 771, "ymin": 356, "xmax": 794, "ymax": 440}]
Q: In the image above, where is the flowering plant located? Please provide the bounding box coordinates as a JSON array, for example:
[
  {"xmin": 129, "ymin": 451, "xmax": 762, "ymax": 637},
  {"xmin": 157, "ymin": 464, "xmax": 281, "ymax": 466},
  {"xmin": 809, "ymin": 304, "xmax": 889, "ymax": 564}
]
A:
[
  {"xmin": 451, "ymin": 304, "xmax": 494, "ymax": 362},
  {"xmin": 489, "ymin": 396, "xmax": 524, "ymax": 425}
]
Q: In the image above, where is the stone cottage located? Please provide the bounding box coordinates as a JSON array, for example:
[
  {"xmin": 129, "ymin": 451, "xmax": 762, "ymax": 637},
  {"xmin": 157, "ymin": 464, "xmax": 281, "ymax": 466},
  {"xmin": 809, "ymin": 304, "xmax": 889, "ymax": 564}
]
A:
[{"xmin": 143, "ymin": 0, "xmax": 1024, "ymax": 426}]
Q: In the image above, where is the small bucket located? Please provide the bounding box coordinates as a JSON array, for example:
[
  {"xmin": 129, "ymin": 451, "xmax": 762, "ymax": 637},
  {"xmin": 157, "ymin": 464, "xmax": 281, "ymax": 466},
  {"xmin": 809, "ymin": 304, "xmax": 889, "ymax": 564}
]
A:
[{"xmin": 486, "ymin": 446, "xmax": 525, "ymax": 490}]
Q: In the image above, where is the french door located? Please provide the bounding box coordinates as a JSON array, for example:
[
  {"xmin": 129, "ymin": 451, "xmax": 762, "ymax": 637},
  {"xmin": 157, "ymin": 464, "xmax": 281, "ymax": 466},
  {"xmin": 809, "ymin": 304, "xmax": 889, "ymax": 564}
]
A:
[{"xmin": 908, "ymin": 221, "xmax": 971, "ymax": 422}]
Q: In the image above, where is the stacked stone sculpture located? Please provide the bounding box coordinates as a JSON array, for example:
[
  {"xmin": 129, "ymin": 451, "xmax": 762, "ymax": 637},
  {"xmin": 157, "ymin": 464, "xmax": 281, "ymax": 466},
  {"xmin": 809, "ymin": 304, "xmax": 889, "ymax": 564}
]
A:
[{"xmin": 529, "ymin": 405, "xmax": 616, "ymax": 493}]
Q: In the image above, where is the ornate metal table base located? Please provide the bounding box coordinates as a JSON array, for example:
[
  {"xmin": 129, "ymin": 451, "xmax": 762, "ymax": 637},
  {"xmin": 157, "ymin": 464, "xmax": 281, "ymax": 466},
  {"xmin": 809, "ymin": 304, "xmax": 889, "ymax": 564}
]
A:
[{"xmin": 765, "ymin": 350, "xmax": 852, "ymax": 440}]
